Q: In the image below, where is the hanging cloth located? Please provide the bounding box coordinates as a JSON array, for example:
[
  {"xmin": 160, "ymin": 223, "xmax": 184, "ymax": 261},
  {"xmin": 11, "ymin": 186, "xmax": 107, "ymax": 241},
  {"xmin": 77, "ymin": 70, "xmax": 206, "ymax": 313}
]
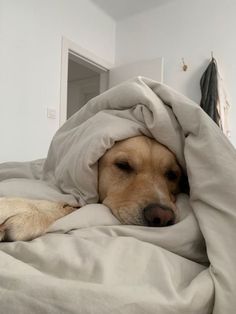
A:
[
  {"xmin": 200, "ymin": 58, "xmax": 220, "ymax": 125},
  {"xmin": 200, "ymin": 58, "xmax": 231, "ymax": 137},
  {"xmin": 216, "ymin": 66, "xmax": 231, "ymax": 137}
]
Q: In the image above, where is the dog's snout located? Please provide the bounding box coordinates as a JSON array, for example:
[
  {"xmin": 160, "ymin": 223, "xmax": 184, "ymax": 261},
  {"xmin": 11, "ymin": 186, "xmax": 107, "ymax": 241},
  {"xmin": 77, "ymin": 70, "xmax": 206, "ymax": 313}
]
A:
[{"xmin": 143, "ymin": 204, "xmax": 175, "ymax": 227}]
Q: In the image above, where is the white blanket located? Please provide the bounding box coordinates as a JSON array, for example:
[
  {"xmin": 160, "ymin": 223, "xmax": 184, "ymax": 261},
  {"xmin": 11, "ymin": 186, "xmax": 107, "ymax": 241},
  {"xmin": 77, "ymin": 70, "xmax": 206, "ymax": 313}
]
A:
[{"xmin": 0, "ymin": 76, "xmax": 236, "ymax": 313}]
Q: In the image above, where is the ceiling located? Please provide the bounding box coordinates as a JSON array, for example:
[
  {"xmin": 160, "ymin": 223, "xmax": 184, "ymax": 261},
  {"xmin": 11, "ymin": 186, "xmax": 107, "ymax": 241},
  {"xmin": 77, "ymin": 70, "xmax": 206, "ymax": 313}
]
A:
[{"xmin": 91, "ymin": 0, "xmax": 175, "ymax": 20}]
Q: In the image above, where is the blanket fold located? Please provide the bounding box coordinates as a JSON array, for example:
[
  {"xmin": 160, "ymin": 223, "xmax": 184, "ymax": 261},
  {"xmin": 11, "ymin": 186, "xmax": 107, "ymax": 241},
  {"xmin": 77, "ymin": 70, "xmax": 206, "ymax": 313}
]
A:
[{"xmin": 0, "ymin": 76, "xmax": 236, "ymax": 313}]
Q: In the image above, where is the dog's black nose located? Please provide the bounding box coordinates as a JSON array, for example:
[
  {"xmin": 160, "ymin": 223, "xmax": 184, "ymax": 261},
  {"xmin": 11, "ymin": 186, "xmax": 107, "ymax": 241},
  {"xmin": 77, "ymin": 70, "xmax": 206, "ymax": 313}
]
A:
[{"xmin": 143, "ymin": 204, "xmax": 175, "ymax": 227}]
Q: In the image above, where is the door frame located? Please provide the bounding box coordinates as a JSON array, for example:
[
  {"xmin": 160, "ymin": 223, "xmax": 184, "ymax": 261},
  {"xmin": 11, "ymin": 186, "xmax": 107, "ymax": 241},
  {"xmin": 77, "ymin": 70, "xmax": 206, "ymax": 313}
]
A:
[{"xmin": 60, "ymin": 37, "xmax": 113, "ymax": 126}]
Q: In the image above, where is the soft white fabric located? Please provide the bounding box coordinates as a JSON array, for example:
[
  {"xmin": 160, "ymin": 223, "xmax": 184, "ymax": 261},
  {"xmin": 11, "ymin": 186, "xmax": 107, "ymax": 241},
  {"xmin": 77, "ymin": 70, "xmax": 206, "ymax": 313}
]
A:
[
  {"xmin": 216, "ymin": 65, "xmax": 231, "ymax": 137},
  {"xmin": 0, "ymin": 76, "xmax": 236, "ymax": 313}
]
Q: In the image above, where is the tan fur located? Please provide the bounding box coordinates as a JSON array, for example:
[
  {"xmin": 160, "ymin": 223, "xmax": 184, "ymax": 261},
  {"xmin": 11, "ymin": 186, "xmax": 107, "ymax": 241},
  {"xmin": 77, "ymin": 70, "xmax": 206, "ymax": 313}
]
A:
[
  {"xmin": 0, "ymin": 198, "xmax": 76, "ymax": 241},
  {"xmin": 98, "ymin": 136, "xmax": 181, "ymax": 225},
  {"xmin": 0, "ymin": 136, "xmax": 182, "ymax": 241}
]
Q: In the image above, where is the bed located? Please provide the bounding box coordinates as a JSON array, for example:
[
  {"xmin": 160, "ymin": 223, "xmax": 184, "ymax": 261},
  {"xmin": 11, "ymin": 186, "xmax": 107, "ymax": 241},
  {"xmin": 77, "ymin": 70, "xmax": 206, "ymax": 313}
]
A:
[{"xmin": 0, "ymin": 77, "xmax": 235, "ymax": 313}]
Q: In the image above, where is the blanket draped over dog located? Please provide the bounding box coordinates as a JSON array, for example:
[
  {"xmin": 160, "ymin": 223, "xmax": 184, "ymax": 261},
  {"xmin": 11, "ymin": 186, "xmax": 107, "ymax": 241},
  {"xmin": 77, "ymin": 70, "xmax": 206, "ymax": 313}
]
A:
[{"xmin": 0, "ymin": 77, "xmax": 236, "ymax": 313}]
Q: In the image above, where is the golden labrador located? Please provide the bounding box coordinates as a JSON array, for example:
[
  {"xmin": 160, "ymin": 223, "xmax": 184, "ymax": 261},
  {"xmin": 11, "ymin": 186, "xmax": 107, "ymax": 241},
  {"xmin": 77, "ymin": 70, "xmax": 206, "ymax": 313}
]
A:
[{"xmin": 0, "ymin": 136, "xmax": 187, "ymax": 241}]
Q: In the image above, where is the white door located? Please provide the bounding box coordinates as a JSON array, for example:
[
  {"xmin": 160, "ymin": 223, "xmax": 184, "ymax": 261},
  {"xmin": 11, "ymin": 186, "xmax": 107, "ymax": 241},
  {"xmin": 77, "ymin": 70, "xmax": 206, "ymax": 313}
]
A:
[{"xmin": 109, "ymin": 57, "xmax": 163, "ymax": 88}]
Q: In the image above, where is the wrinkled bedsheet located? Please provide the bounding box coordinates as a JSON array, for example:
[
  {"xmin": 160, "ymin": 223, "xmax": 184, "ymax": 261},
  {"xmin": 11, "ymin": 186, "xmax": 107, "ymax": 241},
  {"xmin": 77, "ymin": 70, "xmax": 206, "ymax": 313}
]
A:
[{"xmin": 0, "ymin": 77, "xmax": 236, "ymax": 313}]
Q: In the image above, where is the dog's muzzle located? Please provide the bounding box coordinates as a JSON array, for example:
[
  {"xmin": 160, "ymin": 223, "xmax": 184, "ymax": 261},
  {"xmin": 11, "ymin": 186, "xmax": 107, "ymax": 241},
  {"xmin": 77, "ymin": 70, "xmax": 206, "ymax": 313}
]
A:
[{"xmin": 143, "ymin": 203, "xmax": 175, "ymax": 227}]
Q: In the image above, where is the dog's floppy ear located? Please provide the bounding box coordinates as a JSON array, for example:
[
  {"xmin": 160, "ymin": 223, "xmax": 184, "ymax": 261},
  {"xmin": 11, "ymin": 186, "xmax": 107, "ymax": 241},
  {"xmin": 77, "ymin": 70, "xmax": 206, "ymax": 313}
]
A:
[{"xmin": 179, "ymin": 173, "xmax": 190, "ymax": 194}]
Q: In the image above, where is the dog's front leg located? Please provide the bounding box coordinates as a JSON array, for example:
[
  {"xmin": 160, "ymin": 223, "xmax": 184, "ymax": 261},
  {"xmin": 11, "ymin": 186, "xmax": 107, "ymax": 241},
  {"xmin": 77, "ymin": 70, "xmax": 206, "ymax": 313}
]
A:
[{"xmin": 0, "ymin": 198, "xmax": 78, "ymax": 242}]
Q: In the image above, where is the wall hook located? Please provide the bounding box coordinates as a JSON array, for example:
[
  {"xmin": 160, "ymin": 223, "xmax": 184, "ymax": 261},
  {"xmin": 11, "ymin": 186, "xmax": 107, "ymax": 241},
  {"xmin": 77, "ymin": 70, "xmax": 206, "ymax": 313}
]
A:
[{"xmin": 182, "ymin": 58, "xmax": 188, "ymax": 71}]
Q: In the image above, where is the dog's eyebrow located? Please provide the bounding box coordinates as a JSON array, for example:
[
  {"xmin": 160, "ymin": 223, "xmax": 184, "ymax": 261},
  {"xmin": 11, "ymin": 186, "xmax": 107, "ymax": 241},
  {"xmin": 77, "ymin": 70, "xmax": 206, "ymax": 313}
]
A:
[{"xmin": 113, "ymin": 152, "xmax": 131, "ymax": 162}]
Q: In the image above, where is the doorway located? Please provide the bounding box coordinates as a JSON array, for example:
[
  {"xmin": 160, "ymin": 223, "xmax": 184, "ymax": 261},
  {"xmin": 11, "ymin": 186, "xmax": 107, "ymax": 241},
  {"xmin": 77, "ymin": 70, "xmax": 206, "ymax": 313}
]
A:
[
  {"xmin": 60, "ymin": 37, "xmax": 111, "ymax": 126},
  {"xmin": 67, "ymin": 56, "xmax": 100, "ymax": 119}
]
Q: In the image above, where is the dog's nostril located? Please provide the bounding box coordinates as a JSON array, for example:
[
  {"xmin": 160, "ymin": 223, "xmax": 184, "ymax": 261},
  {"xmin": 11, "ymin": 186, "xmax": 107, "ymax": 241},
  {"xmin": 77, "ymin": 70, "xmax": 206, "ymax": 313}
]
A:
[
  {"xmin": 152, "ymin": 217, "xmax": 161, "ymax": 226},
  {"xmin": 143, "ymin": 204, "xmax": 175, "ymax": 227}
]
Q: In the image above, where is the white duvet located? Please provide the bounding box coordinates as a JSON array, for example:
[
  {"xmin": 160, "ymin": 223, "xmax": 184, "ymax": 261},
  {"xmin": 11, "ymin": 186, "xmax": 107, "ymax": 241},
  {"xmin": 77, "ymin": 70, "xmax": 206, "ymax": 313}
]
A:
[{"xmin": 0, "ymin": 77, "xmax": 236, "ymax": 313}]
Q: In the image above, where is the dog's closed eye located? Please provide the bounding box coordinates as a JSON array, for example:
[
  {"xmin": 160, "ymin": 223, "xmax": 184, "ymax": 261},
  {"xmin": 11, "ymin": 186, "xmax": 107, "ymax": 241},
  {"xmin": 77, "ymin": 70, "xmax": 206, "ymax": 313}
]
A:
[
  {"xmin": 115, "ymin": 161, "xmax": 134, "ymax": 173},
  {"xmin": 165, "ymin": 170, "xmax": 178, "ymax": 181}
]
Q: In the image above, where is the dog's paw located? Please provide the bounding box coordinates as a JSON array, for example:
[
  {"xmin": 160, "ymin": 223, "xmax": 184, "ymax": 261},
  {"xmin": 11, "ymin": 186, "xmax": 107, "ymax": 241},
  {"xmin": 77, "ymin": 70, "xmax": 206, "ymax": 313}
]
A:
[
  {"xmin": 0, "ymin": 198, "xmax": 78, "ymax": 242},
  {"xmin": 0, "ymin": 210, "xmax": 52, "ymax": 241}
]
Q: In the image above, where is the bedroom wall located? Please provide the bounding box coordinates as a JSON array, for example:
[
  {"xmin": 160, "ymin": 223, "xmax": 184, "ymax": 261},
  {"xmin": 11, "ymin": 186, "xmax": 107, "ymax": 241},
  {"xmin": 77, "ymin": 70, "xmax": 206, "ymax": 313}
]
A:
[
  {"xmin": 115, "ymin": 0, "xmax": 236, "ymax": 147},
  {"xmin": 0, "ymin": 0, "xmax": 115, "ymax": 162}
]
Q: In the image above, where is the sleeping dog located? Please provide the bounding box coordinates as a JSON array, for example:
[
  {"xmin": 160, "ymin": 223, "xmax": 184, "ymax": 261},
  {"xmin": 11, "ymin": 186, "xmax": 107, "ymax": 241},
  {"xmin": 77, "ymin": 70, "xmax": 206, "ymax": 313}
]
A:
[{"xmin": 0, "ymin": 136, "xmax": 187, "ymax": 241}]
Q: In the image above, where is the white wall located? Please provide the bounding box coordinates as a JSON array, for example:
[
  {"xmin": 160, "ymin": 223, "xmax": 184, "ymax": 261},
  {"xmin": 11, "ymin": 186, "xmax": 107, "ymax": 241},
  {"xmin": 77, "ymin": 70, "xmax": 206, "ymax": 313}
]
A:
[
  {"xmin": 0, "ymin": 0, "xmax": 115, "ymax": 162},
  {"xmin": 116, "ymin": 0, "xmax": 236, "ymax": 146}
]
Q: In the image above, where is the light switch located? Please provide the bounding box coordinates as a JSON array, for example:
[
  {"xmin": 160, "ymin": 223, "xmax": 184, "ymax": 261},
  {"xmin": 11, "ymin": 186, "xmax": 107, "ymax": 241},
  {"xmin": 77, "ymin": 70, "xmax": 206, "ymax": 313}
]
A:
[{"xmin": 47, "ymin": 108, "xmax": 57, "ymax": 119}]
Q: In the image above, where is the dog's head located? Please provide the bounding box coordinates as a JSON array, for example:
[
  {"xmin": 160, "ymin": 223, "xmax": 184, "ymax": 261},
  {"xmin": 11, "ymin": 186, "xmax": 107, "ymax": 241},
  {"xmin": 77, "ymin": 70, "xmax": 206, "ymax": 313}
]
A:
[{"xmin": 98, "ymin": 136, "xmax": 188, "ymax": 227}]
